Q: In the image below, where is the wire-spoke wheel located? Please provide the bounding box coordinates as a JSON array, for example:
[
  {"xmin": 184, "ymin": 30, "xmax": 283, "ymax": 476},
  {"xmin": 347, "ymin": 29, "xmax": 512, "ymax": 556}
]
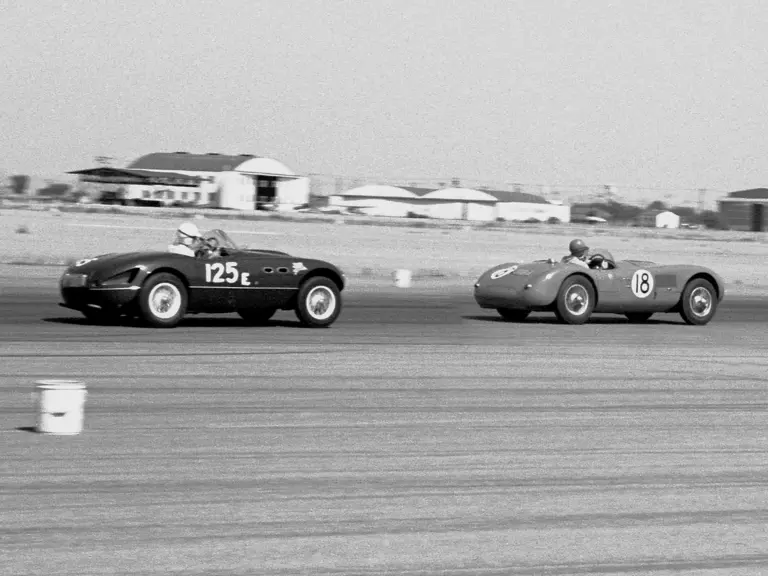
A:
[
  {"xmin": 555, "ymin": 276, "xmax": 595, "ymax": 324},
  {"xmin": 138, "ymin": 273, "xmax": 187, "ymax": 328},
  {"xmin": 295, "ymin": 276, "xmax": 342, "ymax": 327},
  {"xmin": 680, "ymin": 278, "xmax": 717, "ymax": 325}
]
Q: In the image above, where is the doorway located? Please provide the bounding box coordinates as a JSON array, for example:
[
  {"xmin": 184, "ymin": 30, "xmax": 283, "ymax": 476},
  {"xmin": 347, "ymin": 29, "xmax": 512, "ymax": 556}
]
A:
[{"xmin": 254, "ymin": 176, "xmax": 277, "ymax": 210}]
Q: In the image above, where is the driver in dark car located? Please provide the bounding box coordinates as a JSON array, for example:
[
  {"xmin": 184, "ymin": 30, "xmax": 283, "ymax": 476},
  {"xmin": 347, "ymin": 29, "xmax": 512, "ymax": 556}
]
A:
[{"xmin": 168, "ymin": 222, "xmax": 204, "ymax": 257}]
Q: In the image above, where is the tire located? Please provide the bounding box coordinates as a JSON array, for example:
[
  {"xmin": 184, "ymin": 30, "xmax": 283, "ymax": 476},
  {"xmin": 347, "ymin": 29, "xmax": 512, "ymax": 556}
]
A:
[
  {"xmin": 625, "ymin": 312, "xmax": 653, "ymax": 323},
  {"xmin": 137, "ymin": 272, "xmax": 187, "ymax": 328},
  {"xmin": 497, "ymin": 308, "xmax": 530, "ymax": 322},
  {"xmin": 555, "ymin": 275, "xmax": 595, "ymax": 325},
  {"xmin": 679, "ymin": 278, "xmax": 718, "ymax": 325},
  {"xmin": 238, "ymin": 308, "xmax": 276, "ymax": 325},
  {"xmin": 294, "ymin": 276, "xmax": 342, "ymax": 328}
]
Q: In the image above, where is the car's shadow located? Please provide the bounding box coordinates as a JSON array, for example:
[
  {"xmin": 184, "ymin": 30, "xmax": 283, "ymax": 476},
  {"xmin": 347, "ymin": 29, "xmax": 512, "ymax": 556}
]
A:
[
  {"xmin": 42, "ymin": 316, "xmax": 307, "ymax": 329},
  {"xmin": 463, "ymin": 314, "xmax": 684, "ymax": 325}
]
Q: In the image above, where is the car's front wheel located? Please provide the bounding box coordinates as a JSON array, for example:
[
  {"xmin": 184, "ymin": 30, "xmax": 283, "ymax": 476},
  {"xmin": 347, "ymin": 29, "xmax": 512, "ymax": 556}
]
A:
[
  {"xmin": 555, "ymin": 275, "xmax": 595, "ymax": 324},
  {"xmin": 679, "ymin": 278, "xmax": 718, "ymax": 325},
  {"xmin": 295, "ymin": 276, "xmax": 342, "ymax": 327},
  {"xmin": 137, "ymin": 273, "xmax": 188, "ymax": 328}
]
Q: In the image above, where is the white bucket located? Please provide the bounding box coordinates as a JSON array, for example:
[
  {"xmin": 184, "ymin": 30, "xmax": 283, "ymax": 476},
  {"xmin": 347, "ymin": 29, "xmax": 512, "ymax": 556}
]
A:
[
  {"xmin": 393, "ymin": 269, "xmax": 412, "ymax": 288},
  {"xmin": 35, "ymin": 380, "xmax": 88, "ymax": 435}
]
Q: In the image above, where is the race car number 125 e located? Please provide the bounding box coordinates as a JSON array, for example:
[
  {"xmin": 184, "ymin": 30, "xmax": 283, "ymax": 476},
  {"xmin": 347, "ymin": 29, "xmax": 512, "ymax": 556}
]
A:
[
  {"xmin": 58, "ymin": 227, "xmax": 346, "ymax": 329},
  {"xmin": 205, "ymin": 262, "xmax": 251, "ymax": 285}
]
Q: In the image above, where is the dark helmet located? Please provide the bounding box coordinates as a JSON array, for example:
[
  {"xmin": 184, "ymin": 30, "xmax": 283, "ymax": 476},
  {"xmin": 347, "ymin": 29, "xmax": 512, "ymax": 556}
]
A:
[{"xmin": 569, "ymin": 238, "xmax": 589, "ymax": 257}]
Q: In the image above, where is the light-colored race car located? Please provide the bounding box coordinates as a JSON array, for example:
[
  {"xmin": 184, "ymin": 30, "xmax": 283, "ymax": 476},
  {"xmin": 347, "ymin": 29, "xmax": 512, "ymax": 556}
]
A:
[{"xmin": 473, "ymin": 249, "xmax": 725, "ymax": 325}]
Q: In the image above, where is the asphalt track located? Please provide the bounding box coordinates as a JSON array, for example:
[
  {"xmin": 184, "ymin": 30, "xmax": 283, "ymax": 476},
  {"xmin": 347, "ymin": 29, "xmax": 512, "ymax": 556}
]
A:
[{"xmin": 2, "ymin": 281, "xmax": 768, "ymax": 575}]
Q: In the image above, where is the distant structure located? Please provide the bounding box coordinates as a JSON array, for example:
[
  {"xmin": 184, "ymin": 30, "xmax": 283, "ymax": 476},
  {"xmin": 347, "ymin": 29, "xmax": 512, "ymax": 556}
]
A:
[
  {"xmin": 327, "ymin": 184, "xmax": 570, "ymax": 222},
  {"xmin": 718, "ymin": 188, "xmax": 768, "ymax": 232},
  {"xmin": 635, "ymin": 209, "xmax": 681, "ymax": 229},
  {"xmin": 68, "ymin": 151, "xmax": 309, "ymax": 211}
]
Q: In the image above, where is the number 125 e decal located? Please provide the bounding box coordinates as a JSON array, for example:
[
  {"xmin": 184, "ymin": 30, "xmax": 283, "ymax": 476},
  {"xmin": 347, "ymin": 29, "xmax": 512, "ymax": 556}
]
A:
[{"xmin": 205, "ymin": 262, "xmax": 251, "ymax": 286}]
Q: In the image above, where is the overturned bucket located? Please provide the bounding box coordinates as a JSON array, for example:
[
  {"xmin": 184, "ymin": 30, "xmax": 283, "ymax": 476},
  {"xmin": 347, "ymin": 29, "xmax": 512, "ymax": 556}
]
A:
[
  {"xmin": 393, "ymin": 269, "xmax": 413, "ymax": 288},
  {"xmin": 35, "ymin": 380, "xmax": 87, "ymax": 435}
]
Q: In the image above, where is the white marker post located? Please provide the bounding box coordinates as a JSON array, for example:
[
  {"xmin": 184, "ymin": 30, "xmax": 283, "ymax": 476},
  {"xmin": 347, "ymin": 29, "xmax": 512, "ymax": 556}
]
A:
[
  {"xmin": 35, "ymin": 380, "xmax": 88, "ymax": 435},
  {"xmin": 393, "ymin": 269, "xmax": 413, "ymax": 288}
]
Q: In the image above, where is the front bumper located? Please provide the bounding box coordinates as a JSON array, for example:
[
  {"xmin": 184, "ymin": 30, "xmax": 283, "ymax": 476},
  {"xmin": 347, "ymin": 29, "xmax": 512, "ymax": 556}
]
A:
[{"xmin": 60, "ymin": 283, "xmax": 139, "ymax": 313}]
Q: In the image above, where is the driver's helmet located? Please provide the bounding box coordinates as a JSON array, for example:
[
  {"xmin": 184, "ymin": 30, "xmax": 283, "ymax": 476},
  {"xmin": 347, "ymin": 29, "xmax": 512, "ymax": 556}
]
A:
[
  {"xmin": 175, "ymin": 222, "xmax": 201, "ymax": 247},
  {"xmin": 569, "ymin": 238, "xmax": 589, "ymax": 258}
]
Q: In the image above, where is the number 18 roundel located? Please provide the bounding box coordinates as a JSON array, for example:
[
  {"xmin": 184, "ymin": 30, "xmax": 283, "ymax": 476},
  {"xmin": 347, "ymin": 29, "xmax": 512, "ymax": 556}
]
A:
[{"xmin": 631, "ymin": 269, "xmax": 654, "ymax": 298}]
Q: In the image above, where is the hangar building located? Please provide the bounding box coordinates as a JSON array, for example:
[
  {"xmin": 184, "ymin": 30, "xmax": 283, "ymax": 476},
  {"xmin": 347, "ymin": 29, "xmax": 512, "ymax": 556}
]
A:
[
  {"xmin": 69, "ymin": 152, "xmax": 309, "ymax": 211},
  {"xmin": 328, "ymin": 184, "xmax": 570, "ymax": 222},
  {"xmin": 718, "ymin": 188, "xmax": 768, "ymax": 232}
]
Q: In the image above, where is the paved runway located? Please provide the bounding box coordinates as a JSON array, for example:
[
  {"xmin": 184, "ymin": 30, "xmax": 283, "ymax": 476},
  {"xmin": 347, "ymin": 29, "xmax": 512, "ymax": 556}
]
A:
[{"xmin": 2, "ymin": 280, "xmax": 768, "ymax": 575}]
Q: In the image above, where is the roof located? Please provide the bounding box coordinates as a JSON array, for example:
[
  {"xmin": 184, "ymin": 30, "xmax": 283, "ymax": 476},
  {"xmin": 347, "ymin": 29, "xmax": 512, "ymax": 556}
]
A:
[
  {"xmin": 400, "ymin": 186, "xmax": 437, "ymax": 196},
  {"xmin": 479, "ymin": 189, "xmax": 549, "ymax": 204},
  {"xmin": 67, "ymin": 167, "xmax": 202, "ymax": 186},
  {"xmin": 421, "ymin": 187, "xmax": 498, "ymax": 201},
  {"xmin": 339, "ymin": 185, "xmax": 418, "ymax": 199},
  {"xmin": 127, "ymin": 152, "xmax": 259, "ymax": 172},
  {"xmin": 727, "ymin": 188, "xmax": 768, "ymax": 199},
  {"xmin": 636, "ymin": 209, "xmax": 679, "ymax": 219}
]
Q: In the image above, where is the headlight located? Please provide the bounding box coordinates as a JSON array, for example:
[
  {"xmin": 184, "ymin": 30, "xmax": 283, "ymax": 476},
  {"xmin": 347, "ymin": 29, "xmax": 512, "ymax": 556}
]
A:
[{"xmin": 61, "ymin": 273, "xmax": 88, "ymax": 288}]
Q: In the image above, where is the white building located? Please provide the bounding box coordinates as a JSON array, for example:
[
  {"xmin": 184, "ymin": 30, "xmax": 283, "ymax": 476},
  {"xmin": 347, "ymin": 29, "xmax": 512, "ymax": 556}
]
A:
[
  {"xmin": 69, "ymin": 152, "xmax": 309, "ymax": 211},
  {"xmin": 636, "ymin": 209, "xmax": 681, "ymax": 229},
  {"xmin": 329, "ymin": 184, "xmax": 570, "ymax": 222},
  {"xmin": 417, "ymin": 187, "xmax": 498, "ymax": 221},
  {"xmin": 327, "ymin": 184, "xmax": 420, "ymax": 217}
]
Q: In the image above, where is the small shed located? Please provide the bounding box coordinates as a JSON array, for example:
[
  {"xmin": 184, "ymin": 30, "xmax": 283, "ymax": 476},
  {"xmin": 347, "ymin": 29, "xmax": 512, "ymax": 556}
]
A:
[{"xmin": 636, "ymin": 209, "xmax": 680, "ymax": 229}]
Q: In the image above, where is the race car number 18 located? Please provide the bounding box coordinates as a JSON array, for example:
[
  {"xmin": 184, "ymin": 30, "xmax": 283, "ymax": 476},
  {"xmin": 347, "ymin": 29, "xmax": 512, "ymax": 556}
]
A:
[
  {"xmin": 631, "ymin": 269, "xmax": 654, "ymax": 298},
  {"xmin": 205, "ymin": 262, "xmax": 251, "ymax": 286}
]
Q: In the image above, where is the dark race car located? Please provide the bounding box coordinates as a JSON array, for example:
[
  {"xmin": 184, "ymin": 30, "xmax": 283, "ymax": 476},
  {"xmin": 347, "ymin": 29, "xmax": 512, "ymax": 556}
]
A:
[
  {"xmin": 473, "ymin": 248, "xmax": 725, "ymax": 325},
  {"xmin": 59, "ymin": 228, "xmax": 345, "ymax": 328}
]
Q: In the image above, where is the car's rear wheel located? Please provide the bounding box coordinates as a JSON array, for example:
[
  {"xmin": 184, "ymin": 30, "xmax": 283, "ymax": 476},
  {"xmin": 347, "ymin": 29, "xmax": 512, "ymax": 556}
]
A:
[
  {"xmin": 625, "ymin": 312, "xmax": 653, "ymax": 323},
  {"xmin": 497, "ymin": 308, "xmax": 530, "ymax": 322},
  {"xmin": 137, "ymin": 273, "xmax": 187, "ymax": 328},
  {"xmin": 295, "ymin": 276, "xmax": 341, "ymax": 327},
  {"xmin": 679, "ymin": 278, "xmax": 718, "ymax": 325},
  {"xmin": 555, "ymin": 275, "xmax": 595, "ymax": 325},
  {"xmin": 238, "ymin": 308, "xmax": 276, "ymax": 325}
]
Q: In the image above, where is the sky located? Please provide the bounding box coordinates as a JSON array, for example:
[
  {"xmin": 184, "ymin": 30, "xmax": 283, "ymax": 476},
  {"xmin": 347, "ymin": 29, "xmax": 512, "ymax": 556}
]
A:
[{"xmin": 2, "ymin": 0, "xmax": 768, "ymax": 205}]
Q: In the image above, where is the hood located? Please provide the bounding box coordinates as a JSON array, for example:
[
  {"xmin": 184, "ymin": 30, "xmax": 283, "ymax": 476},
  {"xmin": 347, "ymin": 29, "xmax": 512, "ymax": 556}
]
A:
[
  {"xmin": 478, "ymin": 260, "xmax": 559, "ymax": 285},
  {"xmin": 64, "ymin": 251, "xmax": 167, "ymax": 276}
]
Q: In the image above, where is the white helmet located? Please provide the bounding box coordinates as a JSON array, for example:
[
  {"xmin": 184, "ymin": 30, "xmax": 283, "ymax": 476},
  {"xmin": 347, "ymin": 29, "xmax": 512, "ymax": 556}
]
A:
[
  {"xmin": 177, "ymin": 221, "xmax": 200, "ymax": 239},
  {"xmin": 176, "ymin": 222, "xmax": 201, "ymax": 246}
]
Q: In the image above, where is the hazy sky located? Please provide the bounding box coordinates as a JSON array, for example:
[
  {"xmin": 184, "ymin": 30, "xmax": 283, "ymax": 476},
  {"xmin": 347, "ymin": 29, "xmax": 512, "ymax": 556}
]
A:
[{"xmin": 3, "ymin": 0, "xmax": 767, "ymax": 197}]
